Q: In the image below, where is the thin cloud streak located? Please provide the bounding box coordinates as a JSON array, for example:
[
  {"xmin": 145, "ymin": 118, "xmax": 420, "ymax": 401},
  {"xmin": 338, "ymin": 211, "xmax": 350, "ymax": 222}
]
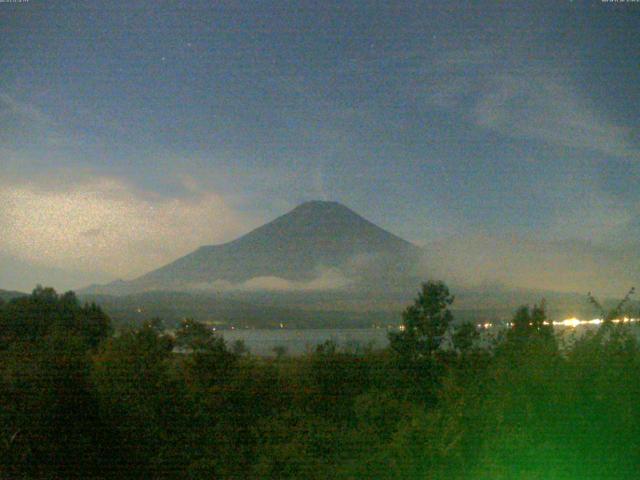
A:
[
  {"xmin": 473, "ymin": 73, "xmax": 637, "ymax": 160},
  {"xmin": 422, "ymin": 48, "xmax": 638, "ymax": 160}
]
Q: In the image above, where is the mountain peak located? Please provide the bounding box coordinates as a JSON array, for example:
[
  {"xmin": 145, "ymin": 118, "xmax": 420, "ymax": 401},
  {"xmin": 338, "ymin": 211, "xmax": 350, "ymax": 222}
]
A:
[
  {"xmin": 295, "ymin": 200, "xmax": 344, "ymax": 208},
  {"xmin": 290, "ymin": 200, "xmax": 353, "ymax": 215},
  {"xmin": 263, "ymin": 200, "xmax": 387, "ymax": 239},
  {"xmin": 83, "ymin": 201, "xmax": 422, "ymax": 294}
]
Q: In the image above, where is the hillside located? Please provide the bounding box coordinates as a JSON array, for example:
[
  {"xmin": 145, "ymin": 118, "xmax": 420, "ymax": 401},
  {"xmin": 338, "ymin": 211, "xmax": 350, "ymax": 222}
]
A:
[
  {"xmin": 0, "ymin": 289, "xmax": 27, "ymax": 302},
  {"xmin": 79, "ymin": 290, "xmax": 401, "ymax": 329}
]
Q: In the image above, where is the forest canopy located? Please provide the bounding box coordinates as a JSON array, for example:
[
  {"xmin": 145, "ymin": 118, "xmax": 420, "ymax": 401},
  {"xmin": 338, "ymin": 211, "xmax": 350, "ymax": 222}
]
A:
[{"xmin": 1, "ymin": 283, "xmax": 640, "ymax": 479}]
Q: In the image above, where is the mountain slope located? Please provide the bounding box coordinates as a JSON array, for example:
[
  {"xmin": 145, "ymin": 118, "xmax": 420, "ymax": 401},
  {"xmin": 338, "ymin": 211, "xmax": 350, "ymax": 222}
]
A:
[
  {"xmin": 78, "ymin": 290, "xmax": 401, "ymax": 329},
  {"xmin": 84, "ymin": 201, "xmax": 423, "ymax": 295},
  {"xmin": 0, "ymin": 289, "xmax": 27, "ymax": 302}
]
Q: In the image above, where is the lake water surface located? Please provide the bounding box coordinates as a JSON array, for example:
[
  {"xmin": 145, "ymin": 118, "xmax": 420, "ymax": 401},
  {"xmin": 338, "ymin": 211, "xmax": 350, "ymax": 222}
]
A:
[
  {"xmin": 219, "ymin": 322, "xmax": 640, "ymax": 356},
  {"xmin": 219, "ymin": 328, "xmax": 391, "ymax": 356}
]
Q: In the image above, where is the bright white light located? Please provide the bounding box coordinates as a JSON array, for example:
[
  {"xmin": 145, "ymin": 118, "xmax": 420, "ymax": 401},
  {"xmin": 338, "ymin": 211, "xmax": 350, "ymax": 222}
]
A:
[
  {"xmin": 552, "ymin": 317, "xmax": 635, "ymax": 328},
  {"xmin": 554, "ymin": 317, "xmax": 581, "ymax": 328}
]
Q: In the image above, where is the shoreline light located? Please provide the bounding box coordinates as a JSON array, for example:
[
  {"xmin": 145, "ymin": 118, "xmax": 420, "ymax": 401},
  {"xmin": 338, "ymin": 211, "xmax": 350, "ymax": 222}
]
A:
[{"xmin": 552, "ymin": 317, "xmax": 635, "ymax": 328}]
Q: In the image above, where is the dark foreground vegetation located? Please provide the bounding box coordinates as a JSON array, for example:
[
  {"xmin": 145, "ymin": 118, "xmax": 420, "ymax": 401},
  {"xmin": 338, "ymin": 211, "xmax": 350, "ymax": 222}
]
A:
[{"xmin": 1, "ymin": 283, "xmax": 640, "ymax": 479}]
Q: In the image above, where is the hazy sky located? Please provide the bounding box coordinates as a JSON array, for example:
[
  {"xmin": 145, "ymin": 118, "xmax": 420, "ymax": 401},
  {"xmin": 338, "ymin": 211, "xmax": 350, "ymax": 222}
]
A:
[{"xmin": 1, "ymin": 1, "xmax": 639, "ymax": 293}]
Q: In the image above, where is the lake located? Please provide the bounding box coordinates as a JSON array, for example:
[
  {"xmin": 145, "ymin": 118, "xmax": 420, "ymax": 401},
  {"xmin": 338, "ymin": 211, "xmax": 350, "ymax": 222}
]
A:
[
  {"xmin": 218, "ymin": 322, "xmax": 640, "ymax": 356},
  {"xmin": 219, "ymin": 328, "xmax": 391, "ymax": 356}
]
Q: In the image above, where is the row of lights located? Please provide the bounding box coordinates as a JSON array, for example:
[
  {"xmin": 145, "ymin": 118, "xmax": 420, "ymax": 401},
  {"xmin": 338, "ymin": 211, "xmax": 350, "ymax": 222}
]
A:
[
  {"xmin": 551, "ymin": 317, "xmax": 638, "ymax": 328},
  {"xmin": 474, "ymin": 317, "xmax": 640, "ymax": 330}
]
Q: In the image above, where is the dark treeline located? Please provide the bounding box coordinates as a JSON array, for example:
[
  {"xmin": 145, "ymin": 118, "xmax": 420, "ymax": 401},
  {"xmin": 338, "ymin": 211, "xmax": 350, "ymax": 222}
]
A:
[{"xmin": 2, "ymin": 282, "xmax": 640, "ymax": 479}]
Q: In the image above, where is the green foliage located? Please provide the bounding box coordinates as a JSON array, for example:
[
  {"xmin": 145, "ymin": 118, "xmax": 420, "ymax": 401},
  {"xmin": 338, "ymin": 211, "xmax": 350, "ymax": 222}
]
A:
[
  {"xmin": 6, "ymin": 283, "xmax": 640, "ymax": 479},
  {"xmin": 588, "ymin": 287, "xmax": 635, "ymax": 323},
  {"xmin": 452, "ymin": 321, "xmax": 480, "ymax": 354},
  {"xmin": 305, "ymin": 340, "xmax": 370, "ymax": 420},
  {"xmin": 0, "ymin": 287, "xmax": 114, "ymax": 478},
  {"xmin": 0, "ymin": 285, "xmax": 111, "ymax": 349},
  {"xmin": 174, "ymin": 317, "xmax": 213, "ymax": 351},
  {"xmin": 272, "ymin": 344, "xmax": 288, "ymax": 359},
  {"xmin": 506, "ymin": 302, "xmax": 555, "ymax": 348},
  {"xmin": 91, "ymin": 322, "xmax": 181, "ymax": 477},
  {"xmin": 231, "ymin": 339, "xmax": 249, "ymax": 356},
  {"xmin": 386, "ymin": 281, "xmax": 456, "ymax": 402},
  {"xmin": 174, "ymin": 318, "xmax": 238, "ymax": 390},
  {"xmin": 389, "ymin": 280, "xmax": 454, "ymax": 360},
  {"xmin": 0, "ymin": 287, "xmax": 114, "ymax": 479}
]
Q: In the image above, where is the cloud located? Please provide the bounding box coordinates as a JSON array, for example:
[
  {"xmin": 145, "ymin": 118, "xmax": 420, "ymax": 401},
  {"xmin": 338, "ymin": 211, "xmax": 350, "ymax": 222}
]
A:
[
  {"xmin": 0, "ymin": 92, "xmax": 73, "ymax": 148},
  {"xmin": 0, "ymin": 93, "xmax": 53, "ymax": 126},
  {"xmin": 190, "ymin": 267, "xmax": 351, "ymax": 292},
  {"xmin": 421, "ymin": 48, "xmax": 638, "ymax": 160},
  {"xmin": 472, "ymin": 73, "xmax": 637, "ymax": 159},
  {"xmin": 416, "ymin": 46, "xmax": 640, "ymax": 250},
  {"xmin": 421, "ymin": 232, "xmax": 638, "ymax": 297},
  {"xmin": 543, "ymin": 177, "xmax": 637, "ymax": 242},
  {"xmin": 0, "ymin": 175, "xmax": 253, "ymax": 279},
  {"xmin": 0, "ymin": 252, "xmax": 113, "ymax": 293}
]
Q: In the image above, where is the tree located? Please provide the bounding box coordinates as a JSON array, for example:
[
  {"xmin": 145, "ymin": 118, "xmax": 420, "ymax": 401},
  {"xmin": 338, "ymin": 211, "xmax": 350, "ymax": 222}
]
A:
[
  {"xmin": 174, "ymin": 318, "xmax": 237, "ymax": 388},
  {"xmin": 389, "ymin": 281, "xmax": 455, "ymax": 361},
  {"xmin": 272, "ymin": 345, "xmax": 288, "ymax": 359},
  {"xmin": 174, "ymin": 318, "xmax": 213, "ymax": 351},
  {"xmin": 588, "ymin": 287, "xmax": 635, "ymax": 325},
  {"xmin": 507, "ymin": 302, "xmax": 553, "ymax": 345},
  {"xmin": 91, "ymin": 322, "xmax": 178, "ymax": 477},
  {"xmin": 0, "ymin": 286, "xmax": 111, "ymax": 349},
  {"xmin": 452, "ymin": 322, "xmax": 480, "ymax": 354},
  {"xmin": 231, "ymin": 339, "xmax": 249, "ymax": 356},
  {"xmin": 0, "ymin": 330, "xmax": 109, "ymax": 478}
]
